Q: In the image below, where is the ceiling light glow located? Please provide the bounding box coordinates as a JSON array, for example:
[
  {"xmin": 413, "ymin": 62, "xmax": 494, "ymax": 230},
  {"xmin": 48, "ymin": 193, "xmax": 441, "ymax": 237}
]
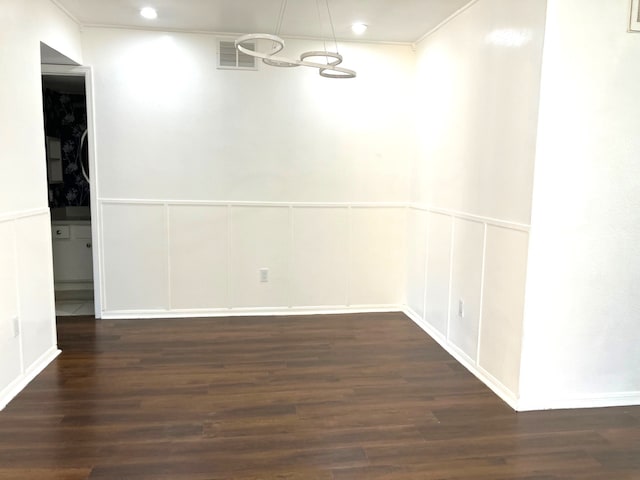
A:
[
  {"xmin": 485, "ymin": 29, "xmax": 532, "ymax": 47},
  {"xmin": 351, "ymin": 23, "xmax": 368, "ymax": 35},
  {"xmin": 140, "ymin": 7, "xmax": 158, "ymax": 20}
]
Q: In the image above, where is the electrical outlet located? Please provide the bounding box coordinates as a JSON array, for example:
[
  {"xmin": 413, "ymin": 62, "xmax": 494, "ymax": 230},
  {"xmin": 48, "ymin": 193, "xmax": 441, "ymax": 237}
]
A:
[
  {"xmin": 259, "ymin": 268, "xmax": 269, "ymax": 283},
  {"xmin": 458, "ymin": 299, "xmax": 465, "ymax": 318},
  {"xmin": 12, "ymin": 317, "xmax": 20, "ymax": 338}
]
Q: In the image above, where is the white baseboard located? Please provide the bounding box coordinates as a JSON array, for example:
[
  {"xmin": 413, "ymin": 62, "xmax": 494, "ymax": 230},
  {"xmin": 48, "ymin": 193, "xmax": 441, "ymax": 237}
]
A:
[
  {"xmin": 402, "ymin": 307, "xmax": 640, "ymax": 412},
  {"xmin": 100, "ymin": 304, "xmax": 404, "ymax": 320},
  {"xmin": 517, "ymin": 391, "xmax": 640, "ymax": 411},
  {"xmin": 402, "ymin": 307, "xmax": 519, "ymax": 411},
  {"xmin": 0, "ymin": 346, "xmax": 61, "ymax": 411}
]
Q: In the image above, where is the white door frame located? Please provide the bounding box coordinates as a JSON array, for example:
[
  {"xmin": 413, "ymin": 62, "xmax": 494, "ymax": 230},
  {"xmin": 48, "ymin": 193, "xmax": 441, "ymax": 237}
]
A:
[{"xmin": 41, "ymin": 64, "xmax": 103, "ymax": 318}]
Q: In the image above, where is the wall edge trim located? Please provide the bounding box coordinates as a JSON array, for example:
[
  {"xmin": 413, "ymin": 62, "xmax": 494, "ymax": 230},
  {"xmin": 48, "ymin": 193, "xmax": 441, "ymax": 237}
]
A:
[
  {"xmin": 100, "ymin": 199, "xmax": 408, "ymax": 208},
  {"xmin": 48, "ymin": 0, "xmax": 82, "ymax": 27},
  {"xmin": 0, "ymin": 208, "xmax": 49, "ymax": 224},
  {"xmin": 410, "ymin": 204, "xmax": 530, "ymax": 232},
  {"xmin": 413, "ymin": 0, "xmax": 482, "ymax": 47},
  {"xmin": 98, "ymin": 200, "xmax": 528, "ymax": 232}
]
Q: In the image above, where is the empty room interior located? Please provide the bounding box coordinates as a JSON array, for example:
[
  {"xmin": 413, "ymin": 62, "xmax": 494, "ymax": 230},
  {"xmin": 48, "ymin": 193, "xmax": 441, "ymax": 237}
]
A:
[{"xmin": 1, "ymin": 0, "xmax": 640, "ymax": 478}]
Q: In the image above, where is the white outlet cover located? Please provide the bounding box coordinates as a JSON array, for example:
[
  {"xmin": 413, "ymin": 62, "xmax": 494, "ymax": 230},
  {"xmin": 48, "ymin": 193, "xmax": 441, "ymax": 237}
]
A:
[{"xmin": 259, "ymin": 268, "xmax": 269, "ymax": 282}]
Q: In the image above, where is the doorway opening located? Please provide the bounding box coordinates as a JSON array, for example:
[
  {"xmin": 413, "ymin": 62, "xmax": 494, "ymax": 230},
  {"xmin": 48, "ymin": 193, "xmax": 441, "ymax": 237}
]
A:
[
  {"xmin": 41, "ymin": 42, "xmax": 102, "ymax": 318},
  {"xmin": 42, "ymin": 73, "xmax": 94, "ymax": 316}
]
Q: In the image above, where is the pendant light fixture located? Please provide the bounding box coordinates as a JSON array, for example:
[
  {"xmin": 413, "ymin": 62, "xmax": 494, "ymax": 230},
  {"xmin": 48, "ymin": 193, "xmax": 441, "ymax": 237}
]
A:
[{"xmin": 235, "ymin": 0, "xmax": 356, "ymax": 79}]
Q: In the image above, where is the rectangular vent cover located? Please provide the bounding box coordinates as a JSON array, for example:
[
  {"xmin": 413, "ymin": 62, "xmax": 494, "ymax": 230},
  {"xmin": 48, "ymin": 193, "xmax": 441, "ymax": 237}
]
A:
[{"xmin": 218, "ymin": 40, "xmax": 256, "ymax": 70}]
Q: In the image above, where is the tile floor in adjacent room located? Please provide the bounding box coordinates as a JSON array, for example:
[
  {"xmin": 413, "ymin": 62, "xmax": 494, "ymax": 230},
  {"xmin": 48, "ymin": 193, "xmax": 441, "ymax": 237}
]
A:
[
  {"xmin": 55, "ymin": 289, "xmax": 95, "ymax": 316},
  {"xmin": 55, "ymin": 300, "xmax": 95, "ymax": 316}
]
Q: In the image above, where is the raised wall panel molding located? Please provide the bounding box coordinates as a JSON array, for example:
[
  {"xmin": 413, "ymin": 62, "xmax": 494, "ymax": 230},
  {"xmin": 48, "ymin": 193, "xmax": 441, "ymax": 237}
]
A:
[
  {"xmin": 409, "ymin": 204, "xmax": 530, "ymax": 232},
  {"xmin": 0, "ymin": 209, "xmax": 58, "ymax": 411},
  {"xmin": 0, "ymin": 208, "xmax": 50, "ymax": 224},
  {"xmin": 99, "ymin": 198, "xmax": 408, "ymax": 208},
  {"xmin": 98, "ymin": 199, "xmax": 406, "ymax": 314},
  {"xmin": 407, "ymin": 207, "xmax": 526, "ymax": 410}
]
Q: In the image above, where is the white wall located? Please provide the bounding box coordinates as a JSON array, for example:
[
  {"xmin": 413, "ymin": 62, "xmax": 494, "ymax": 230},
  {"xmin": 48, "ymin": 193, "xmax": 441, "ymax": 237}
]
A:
[
  {"xmin": 411, "ymin": 0, "xmax": 546, "ymax": 223},
  {"xmin": 82, "ymin": 28, "xmax": 413, "ymax": 316},
  {"xmin": 406, "ymin": 0, "xmax": 547, "ymax": 407},
  {"xmin": 0, "ymin": 0, "xmax": 82, "ymax": 409},
  {"xmin": 83, "ymin": 29, "xmax": 414, "ymax": 203},
  {"xmin": 0, "ymin": 0, "xmax": 82, "ymax": 213},
  {"xmin": 520, "ymin": 0, "xmax": 640, "ymax": 409}
]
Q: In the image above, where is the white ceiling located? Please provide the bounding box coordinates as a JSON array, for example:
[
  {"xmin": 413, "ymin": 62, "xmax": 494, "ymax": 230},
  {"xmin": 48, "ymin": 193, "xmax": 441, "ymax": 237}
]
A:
[{"xmin": 54, "ymin": 0, "xmax": 474, "ymax": 44}]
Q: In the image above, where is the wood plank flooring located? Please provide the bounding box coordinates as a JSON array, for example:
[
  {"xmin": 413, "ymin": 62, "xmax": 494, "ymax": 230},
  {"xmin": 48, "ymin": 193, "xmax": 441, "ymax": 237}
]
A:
[{"xmin": 1, "ymin": 312, "xmax": 639, "ymax": 479}]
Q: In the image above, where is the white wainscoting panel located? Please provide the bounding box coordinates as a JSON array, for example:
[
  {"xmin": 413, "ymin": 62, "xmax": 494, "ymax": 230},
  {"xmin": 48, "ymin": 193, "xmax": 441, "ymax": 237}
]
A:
[
  {"xmin": 102, "ymin": 203, "xmax": 168, "ymax": 311},
  {"xmin": 406, "ymin": 208, "xmax": 428, "ymax": 317},
  {"xmin": 291, "ymin": 207, "xmax": 349, "ymax": 307},
  {"xmin": 99, "ymin": 201, "xmax": 407, "ymax": 316},
  {"xmin": 15, "ymin": 214, "xmax": 56, "ymax": 368},
  {"xmin": 349, "ymin": 207, "xmax": 406, "ymax": 306},
  {"xmin": 448, "ymin": 217, "xmax": 485, "ymax": 361},
  {"xmin": 406, "ymin": 205, "xmax": 530, "ymax": 409},
  {"xmin": 423, "ymin": 212, "xmax": 453, "ymax": 337},
  {"xmin": 230, "ymin": 206, "xmax": 290, "ymax": 308},
  {"xmin": 0, "ymin": 221, "xmax": 21, "ymax": 391},
  {"xmin": 478, "ymin": 225, "xmax": 528, "ymax": 395},
  {"xmin": 168, "ymin": 205, "xmax": 228, "ymax": 309},
  {"xmin": 0, "ymin": 209, "xmax": 60, "ymax": 411}
]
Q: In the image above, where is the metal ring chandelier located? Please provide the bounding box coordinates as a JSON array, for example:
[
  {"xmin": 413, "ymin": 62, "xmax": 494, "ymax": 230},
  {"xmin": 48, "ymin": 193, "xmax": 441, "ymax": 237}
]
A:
[
  {"xmin": 234, "ymin": 0, "xmax": 356, "ymax": 79},
  {"xmin": 235, "ymin": 35, "xmax": 356, "ymax": 78}
]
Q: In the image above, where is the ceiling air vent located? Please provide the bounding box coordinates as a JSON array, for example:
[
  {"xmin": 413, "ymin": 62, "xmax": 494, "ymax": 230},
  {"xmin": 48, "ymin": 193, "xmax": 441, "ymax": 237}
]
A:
[{"xmin": 218, "ymin": 40, "xmax": 257, "ymax": 70}]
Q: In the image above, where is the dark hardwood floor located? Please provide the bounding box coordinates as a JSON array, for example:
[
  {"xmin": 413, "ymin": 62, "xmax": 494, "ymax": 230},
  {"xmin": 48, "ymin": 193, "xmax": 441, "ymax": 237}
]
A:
[{"xmin": 1, "ymin": 312, "xmax": 639, "ymax": 479}]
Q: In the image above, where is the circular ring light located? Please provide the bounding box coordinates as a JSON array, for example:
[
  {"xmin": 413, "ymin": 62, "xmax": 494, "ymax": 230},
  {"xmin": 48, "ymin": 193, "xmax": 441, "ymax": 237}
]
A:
[
  {"xmin": 235, "ymin": 33, "xmax": 285, "ymax": 58},
  {"xmin": 299, "ymin": 51, "xmax": 343, "ymax": 67},
  {"xmin": 263, "ymin": 58, "xmax": 301, "ymax": 68},
  {"xmin": 234, "ymin": 34, "xmax": 356, "ymax": 78},
  {"xmin": 319, "ymin": 66, "xmax": 357, "ymax": 79}
]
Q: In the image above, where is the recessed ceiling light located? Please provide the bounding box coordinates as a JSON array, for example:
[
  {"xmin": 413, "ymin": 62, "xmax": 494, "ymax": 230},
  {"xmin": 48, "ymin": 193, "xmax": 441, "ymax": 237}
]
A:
[
  {"xmin": 140, "ymin": 7, "xmax": 158, "ymax": 20},
  {"xmin": 351, "ymin": 23, "xmax": 368, "ymax": 35}
]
